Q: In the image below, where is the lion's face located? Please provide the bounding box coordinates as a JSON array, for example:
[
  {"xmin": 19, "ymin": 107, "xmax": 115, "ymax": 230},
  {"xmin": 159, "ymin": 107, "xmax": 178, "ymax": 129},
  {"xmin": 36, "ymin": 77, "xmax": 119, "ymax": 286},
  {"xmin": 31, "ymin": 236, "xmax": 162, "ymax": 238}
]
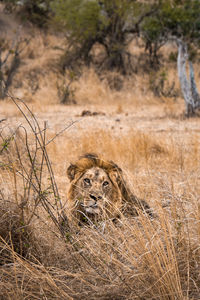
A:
[
  {"xmin": 66, "ymin": 153, "xmax": 151, "ymax": 226},
  {"xmin": 74, "ymin": 166, "xmax": 114, "ymax": 215},
  {"xmin": 67, "ymin": 154, "xmax": 124, "ymax": 223}
]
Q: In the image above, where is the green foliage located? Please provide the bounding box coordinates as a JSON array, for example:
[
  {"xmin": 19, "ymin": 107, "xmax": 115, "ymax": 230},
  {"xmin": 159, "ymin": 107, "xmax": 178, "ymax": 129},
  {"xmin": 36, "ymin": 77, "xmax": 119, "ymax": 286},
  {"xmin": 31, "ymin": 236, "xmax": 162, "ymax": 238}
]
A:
[
  {"xmin": 50, "ymin": 0, "xmax": 200, "ymax": 72},
  {"xmin": 51, "ymin": 0, "xmax": 143, "ymax": 38},
  {"xmin": 167, "ymin": 0, "xmax": 200, "ymax": 39},
  {"xmin": 51, "ymin": 0, "xmax": 155, "ymax": 73},
  {"xmin": 142, "ymin": 0, "xmax": 200, "ymax": 66},
  {"xmin": 51, "ymin": 0, "xmax": 101, "ymax": 42},
  {"xmin": 159, "ymin": 0, "xmax": 200, "ymax": 39},
  {"xmin": 143, "ymin": 17, "xmax": 163, "ymax": 43}
]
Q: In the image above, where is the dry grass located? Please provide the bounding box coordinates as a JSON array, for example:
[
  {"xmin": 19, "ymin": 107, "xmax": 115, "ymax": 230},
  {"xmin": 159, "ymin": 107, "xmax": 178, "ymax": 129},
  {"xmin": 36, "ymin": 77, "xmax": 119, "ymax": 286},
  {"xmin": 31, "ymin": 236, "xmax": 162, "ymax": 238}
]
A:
[
  {"xmin": 0, "ymin": 97, "xmax": 200, "ymax": 300},
  {"xmin": 0, "ymin": 11, "xmax": 200, "ymax": 299}
]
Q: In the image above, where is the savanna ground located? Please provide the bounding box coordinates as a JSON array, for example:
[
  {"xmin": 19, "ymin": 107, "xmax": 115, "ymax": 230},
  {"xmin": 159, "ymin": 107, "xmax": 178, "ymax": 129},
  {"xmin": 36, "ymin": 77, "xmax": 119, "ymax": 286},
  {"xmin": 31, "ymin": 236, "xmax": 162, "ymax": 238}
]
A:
[{"xmin": 0, "ymin": 6, "xmax": 200, "ymax": 300}]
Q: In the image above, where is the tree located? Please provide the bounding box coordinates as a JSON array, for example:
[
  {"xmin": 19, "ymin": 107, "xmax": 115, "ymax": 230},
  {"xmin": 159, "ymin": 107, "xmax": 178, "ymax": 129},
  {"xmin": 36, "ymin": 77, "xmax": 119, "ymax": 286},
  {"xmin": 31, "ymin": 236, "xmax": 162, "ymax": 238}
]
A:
[
  {"xmin": 141, "ymin": 0, "xmax": 200, "ymax": 65},
  {"xmin": 141, "ymin": 14, "xmax": 168, "ymax": 66},
  {"xmin": 177, "ymin": 40, "xmax": 200, "ymax": 117},
  {"xmin": 162, "ymin": 0, "xmax": 200, "ymax": 116},
  {"xmin": 142, "ymin": 0, "xmax": 200, "ymax": 116},
  {"xmin": 51, "ymin": 0, "xmax": 157, "ymax": 74},
  {"xmin": 0, "ymin": 33, "xmax": 29, "ymax": 99}
]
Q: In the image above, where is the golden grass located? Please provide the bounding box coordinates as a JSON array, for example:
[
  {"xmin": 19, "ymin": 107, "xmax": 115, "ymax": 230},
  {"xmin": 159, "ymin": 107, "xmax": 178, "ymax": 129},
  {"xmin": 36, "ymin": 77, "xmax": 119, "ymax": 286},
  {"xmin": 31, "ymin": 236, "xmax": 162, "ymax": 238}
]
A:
[
  {"xmin": 1, "ymin": 105, "xmax": 200, "ymax": 299},
  {"xmin": 0, "ymin": 20, "xmax": 200, "ymax": 299}
]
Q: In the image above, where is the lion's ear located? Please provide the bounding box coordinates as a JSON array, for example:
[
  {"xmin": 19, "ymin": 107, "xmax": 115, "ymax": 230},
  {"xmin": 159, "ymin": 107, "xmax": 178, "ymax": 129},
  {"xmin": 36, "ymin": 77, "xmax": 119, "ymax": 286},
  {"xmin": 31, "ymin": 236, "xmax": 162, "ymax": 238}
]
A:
[
  {"xmin": 67, "ymin": 164, "xmax": 77, "ymax": 181},
  {"xmin": 109, "ymin": 166, "xmax": 131, "ymax": 202},
  {"xmin": 108, "ymin": 168, "xmax": 121, "ymax": 185},
  {"xmin": 109, "ymin": 162, "xmax": 122, "ymax": 182}
]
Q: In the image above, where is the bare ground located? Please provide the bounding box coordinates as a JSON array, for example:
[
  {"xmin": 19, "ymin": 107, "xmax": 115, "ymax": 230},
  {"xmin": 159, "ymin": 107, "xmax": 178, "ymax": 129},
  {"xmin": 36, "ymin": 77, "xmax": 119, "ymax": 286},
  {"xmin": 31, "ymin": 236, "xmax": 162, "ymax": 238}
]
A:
[{"xmin": 2, "ymin": 101, "xmax": 200, "ymax": 141}]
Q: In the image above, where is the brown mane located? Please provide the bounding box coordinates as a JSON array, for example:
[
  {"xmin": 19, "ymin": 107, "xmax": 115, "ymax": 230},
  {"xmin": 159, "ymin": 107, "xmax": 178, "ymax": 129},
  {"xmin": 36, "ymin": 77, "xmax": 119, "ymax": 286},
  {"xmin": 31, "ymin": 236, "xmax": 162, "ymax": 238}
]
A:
[
  {"xmin": 67, "ymin": 153, "xmax": 121, "ymax": 180},
  {"xmin": 66, "ymin": 153, "xmax": 152, "ymax": 225}
]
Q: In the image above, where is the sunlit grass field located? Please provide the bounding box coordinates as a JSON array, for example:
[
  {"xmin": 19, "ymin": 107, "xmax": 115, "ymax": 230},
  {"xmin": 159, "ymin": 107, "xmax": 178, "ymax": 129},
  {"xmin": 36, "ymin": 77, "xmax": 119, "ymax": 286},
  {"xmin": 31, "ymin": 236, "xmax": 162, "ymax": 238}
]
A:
[
  {"xmin": 0, "ymin": 94, "xmax": 200, "ymax": 299},
  {"xmin": 0, "ymin": 17, "xmax": 200, "ymax": 298}
]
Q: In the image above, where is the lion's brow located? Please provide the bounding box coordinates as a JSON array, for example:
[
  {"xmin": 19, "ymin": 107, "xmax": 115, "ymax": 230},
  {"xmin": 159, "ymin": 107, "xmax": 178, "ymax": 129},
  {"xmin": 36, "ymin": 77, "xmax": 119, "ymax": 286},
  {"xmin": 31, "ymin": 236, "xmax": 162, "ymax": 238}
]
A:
[{"xmin": 95, "ymin": 169, "xmax": 99, "ymax": 177}]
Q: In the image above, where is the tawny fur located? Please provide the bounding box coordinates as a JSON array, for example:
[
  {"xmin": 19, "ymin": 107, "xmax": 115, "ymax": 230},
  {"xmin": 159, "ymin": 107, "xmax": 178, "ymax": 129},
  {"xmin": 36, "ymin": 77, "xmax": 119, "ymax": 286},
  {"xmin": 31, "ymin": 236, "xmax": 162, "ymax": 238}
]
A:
[{"xmin": 66, "ymin": 153, "xmax": 151, "ymax": 225}]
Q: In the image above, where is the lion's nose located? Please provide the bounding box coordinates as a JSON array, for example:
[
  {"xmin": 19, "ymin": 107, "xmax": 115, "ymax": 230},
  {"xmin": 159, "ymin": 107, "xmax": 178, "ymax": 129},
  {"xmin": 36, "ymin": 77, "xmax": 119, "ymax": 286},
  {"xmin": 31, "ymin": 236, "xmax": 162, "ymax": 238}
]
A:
[
  {"xmin": 89, "ymin": 194, "xmax": 102, "ymax": 201},
  {"xmin": 90, "ymin": 194, "xmax": 97, "ymax": 201}
]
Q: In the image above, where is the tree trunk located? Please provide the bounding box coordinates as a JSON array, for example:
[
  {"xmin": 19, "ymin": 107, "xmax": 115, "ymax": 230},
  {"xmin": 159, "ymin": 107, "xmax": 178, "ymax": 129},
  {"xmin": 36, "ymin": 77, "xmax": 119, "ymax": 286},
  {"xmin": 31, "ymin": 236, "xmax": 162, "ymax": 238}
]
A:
[
  {"xmin": 0, "ymin": 50, "xmax": 4, "ymax": 99},
  {"xmin": 189, "ymin": 61, "xmax": 200, "ymax": 108},
  {"xmin": 3, "ymin": 53, "xmax": 20, "ymax": 98},
  {"xmin": 177, "ymin": 40, "xmax": 200, "ymax": 117},
  {"xmin": 0, "ymin": 43, "xmax": 21, "ymax": 99}
]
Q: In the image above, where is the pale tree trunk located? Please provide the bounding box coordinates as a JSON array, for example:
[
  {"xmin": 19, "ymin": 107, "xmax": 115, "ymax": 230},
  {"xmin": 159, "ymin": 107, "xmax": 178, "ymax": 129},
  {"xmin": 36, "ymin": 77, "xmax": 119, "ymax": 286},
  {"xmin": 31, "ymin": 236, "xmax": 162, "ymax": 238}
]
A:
[
  {"xmin": 177, "ymin": 40, "xmax": 200, "ymax": 117},
  {"xmin": 189, "ymin": 60, "xmax": 200, "ymax": 106}
]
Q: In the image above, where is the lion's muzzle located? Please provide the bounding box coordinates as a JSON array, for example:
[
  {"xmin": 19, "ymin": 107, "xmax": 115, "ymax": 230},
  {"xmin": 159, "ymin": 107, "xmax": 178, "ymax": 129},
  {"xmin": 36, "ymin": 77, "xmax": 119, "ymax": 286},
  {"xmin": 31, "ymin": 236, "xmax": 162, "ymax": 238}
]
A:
[{"xmin": 81, "ymin": 193, "xmax": 105, "ymax": 215}]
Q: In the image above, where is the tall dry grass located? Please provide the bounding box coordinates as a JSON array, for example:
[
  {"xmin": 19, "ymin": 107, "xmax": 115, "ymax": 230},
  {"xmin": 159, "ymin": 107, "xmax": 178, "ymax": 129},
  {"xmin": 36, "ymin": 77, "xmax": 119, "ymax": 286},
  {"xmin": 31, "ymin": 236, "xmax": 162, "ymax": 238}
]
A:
[{"xmin": 0, "ymin": 97, "xmax": 199, "ymax": 299}]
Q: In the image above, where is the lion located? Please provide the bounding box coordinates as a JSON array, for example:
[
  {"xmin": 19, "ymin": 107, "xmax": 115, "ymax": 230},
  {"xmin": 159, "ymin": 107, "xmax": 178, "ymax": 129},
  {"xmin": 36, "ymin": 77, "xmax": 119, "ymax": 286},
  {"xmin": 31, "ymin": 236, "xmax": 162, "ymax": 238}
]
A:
[{"xmin": 66, "ymin": 153, "xmax": 152, "ymax": 226}]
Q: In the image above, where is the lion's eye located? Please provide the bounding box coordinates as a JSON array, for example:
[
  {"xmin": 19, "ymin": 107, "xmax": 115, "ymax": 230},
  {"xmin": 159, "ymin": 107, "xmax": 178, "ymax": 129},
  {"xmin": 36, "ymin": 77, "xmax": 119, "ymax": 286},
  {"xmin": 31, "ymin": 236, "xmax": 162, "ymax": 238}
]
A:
[
  {"xmin": 84, "ymin": 178, "xmax": 91, "ymax": 185},
  {"xmin": 103, "ymin": 181, "xmax": 109, "ymax": 187}
]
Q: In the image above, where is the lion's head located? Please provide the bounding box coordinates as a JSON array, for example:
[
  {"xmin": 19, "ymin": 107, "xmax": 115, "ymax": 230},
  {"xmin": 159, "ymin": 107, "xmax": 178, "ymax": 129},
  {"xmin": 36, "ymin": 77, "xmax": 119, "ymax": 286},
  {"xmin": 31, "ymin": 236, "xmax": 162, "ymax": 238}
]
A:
[{"xmin": 66, "ymin": 153, "xmax": 151, "ymax": 225}]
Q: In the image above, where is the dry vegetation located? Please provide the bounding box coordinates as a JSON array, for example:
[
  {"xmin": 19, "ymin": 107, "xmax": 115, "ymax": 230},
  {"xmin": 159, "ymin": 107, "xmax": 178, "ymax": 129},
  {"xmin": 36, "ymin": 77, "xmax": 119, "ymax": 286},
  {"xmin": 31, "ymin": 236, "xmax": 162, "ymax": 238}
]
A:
[
  {"xmin": 0, "ymin": 95, "xmax": 200, "ymax": 299},
  {"xmin": 0, "ymin": 6, "xmax": 200, "ymax": 300}
]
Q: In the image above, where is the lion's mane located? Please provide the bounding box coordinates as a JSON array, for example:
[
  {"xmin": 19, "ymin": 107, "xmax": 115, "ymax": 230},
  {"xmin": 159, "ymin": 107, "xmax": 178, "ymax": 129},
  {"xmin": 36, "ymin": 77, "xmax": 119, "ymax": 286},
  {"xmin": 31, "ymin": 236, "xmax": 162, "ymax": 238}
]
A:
[{"xmin": 66, "ymin": 153, "xmax": 151, "ymax": 225}]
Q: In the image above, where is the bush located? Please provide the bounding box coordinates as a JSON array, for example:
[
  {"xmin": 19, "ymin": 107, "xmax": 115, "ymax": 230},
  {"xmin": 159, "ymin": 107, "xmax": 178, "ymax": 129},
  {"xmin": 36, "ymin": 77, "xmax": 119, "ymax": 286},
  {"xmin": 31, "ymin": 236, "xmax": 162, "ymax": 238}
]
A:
[
  {"xmin": 2, "ymin": 0, "xmax": 51, "ymax": 27},
  {"xmin": 51, "ymin": 0, "xmax": 156, "ymax": 74}
]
